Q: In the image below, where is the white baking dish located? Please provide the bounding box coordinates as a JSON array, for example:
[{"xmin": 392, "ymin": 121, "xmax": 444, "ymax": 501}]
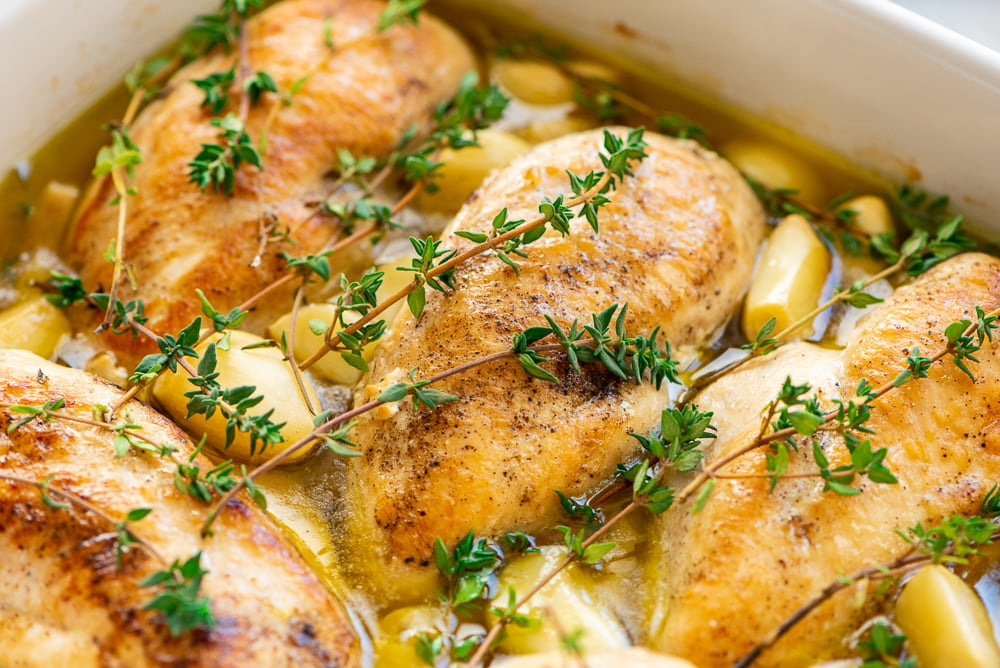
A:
[{"xmin": 2, "ymin": 0, "xmax": 1000, "ymax": 233}]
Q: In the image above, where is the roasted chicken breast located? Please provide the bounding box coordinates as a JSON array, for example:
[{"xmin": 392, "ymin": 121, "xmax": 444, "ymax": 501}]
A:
[
  {"xmin": 498, "ymin": 647, "xmax": 696, "ymax": 668},
  {"xmin": 343, "ymin": 129, "xmax": 766, "ymax": 593},
  {"xmin": 67, "ymin": 0, "xmax": 474, "ymax": 368},
  {"xmin": 0, "ymin": 349, "xmax": 359, "ymax": 667},
  {"xmin": 649, "ymin": 252, "xmax": 1000, "ymax": 666}
]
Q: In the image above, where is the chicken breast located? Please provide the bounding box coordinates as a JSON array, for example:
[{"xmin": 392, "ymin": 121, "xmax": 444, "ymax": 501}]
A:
[
  {"xmin": 67, "ymin": 0, "xmax": 474, "ymax": 368},
  {"xmin": 649, "ymin": 252, "xmax": 1000, "ymax": 666},
  {"xmin": 496, "ymin": 647, "xmax": 696, "ymax": 668},
  {"xmin": 342, "ymin": 129, "xmax": 766, "ymax": 594},
  {"xmin": 0, "ymin": 348, "xmax": 359, "ymax": 667}
]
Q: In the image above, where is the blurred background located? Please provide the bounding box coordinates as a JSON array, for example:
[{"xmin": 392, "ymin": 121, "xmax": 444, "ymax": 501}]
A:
[{"xmin": 893, "ymin": 0, "xmax": 1000, "ymax": 52}]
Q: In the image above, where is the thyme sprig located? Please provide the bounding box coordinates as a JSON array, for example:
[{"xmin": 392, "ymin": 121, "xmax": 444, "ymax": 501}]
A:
[
  {"xmin": 378, "ymin": 0, "xmax": 427, "ymax": 32},
  {"xmin": 512, "ymin": 303, "xmax": 678, "ymax": 388},
  {"xmin": 298, "ymin": 128, "xmax": 649, "ymax": 370},
  {"xmin": 0, "ymin": 470, "xmax": 214, "ymax": 637},
  {"xmin": 3, "ymin": 405, "xmax": 239, "ymax": 505},
  {"xmin": 735, "ymin": 486, "xmax": 1000, "ymax": 667},
  {"xmin": 188, "ymin": 114, "xmax": 263, "ymax": 195},
  {"xmin": 465, "ymin": 305, "xmax": 1000, "ymax": 667},
  {"xmin": 855, "ymin": 621, "xmax": 916, "ymax": 668},
  {"xmin": 0, "ymin": 472, "xmax": 164, "ymax": 565},
  {"xmin": 679, "ymin": 305, "xmax": 1000, "ymax": 513},
  {"xmin": 776, "ymin": 214, "xmax": 972, "ymax": 343},
  {"xmin": 140, "ymin": 551, "xmax": 215, "ymax": 637},
  {"xmin": 684, "ymin": 213, "xmax": 976, "ymax": 400},
  {"xmin": 466, "ymin": 401, "xmax": 718, "ymax": 666},
  {"xmin": 201, "ymin": 299, "xmax": 666, "ymax": 534},
  {"xmin": 433, "ymin": 532, "xmax": 503, "ymax": 615},
  {"xmin": 42, "ymin": 276, "xmax": 284, "ymax": 451},
  {"xmin": 92, "ymin": 124, "xmax": 142, "ymax": 334}
]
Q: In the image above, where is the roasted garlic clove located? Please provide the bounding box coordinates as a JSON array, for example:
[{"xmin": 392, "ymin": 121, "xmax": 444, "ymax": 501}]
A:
[
  {"xmin": 268, "ymin": 304, "xmax": 368, "ymax": 387},
  {"xmin": 418, "ymin": 129, "xmax": 530, "ymax": 213},
  {"xmin": 492, "ymin": 59, "xmax": 575, "ymax": 106},
  {"xmin": 267, "ymin": 263, "xmax": 412, "ymax": 386},
  {"xmin": 895, "ymin": 564, "xmax": 1000, "ymax": 668},
  {"xmin": 28, "ymin": 181, "xmax": 80, "ymax": 248},
  {"xmin": 517, "ymin": 116, "xmax": 594, "ymax": 144},
  {"xmin": 153, "ymin": 330, "xmax": 320, "ymax": 464},
  {"xmin": 837, "ymin": 195, "xmax": 895, "ymax": 237},
  {"xmin": 723, "ymin": 138, "xmax": 826, "ymax": 206},
  {"xmin": 490, "ymin": 547, "xmax": 629, "ymax": 655},
  {"xmin": 742, "ymin": 214, "xmax": 831, "ymax": 340},
  {"xmin": 374, "ymin": 605, "xmax": 451, "ymax": 668},
  {"xmin": 0, "ymin": 296, "xmax": 71, "ymax": 359}
]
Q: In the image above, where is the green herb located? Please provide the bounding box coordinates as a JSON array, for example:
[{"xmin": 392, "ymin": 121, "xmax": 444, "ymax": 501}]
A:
[
  {"xmin": 5, "ymin": 398, "xmax": 65, "ymax": 433},
  {"xmin": 742, "ymin": 317, "xmax": 778, "ymax": 356},
  {"xmin": 378, "ymin": 0, "xmax": 426, "ymax": 31},
  {"xmin": 115, "ymin": 507, "xmax": 153, "ymax": 569},
  {"xmin": 554, "ymin": 525, "xmax": 615, "ymax": 565},
  {"xmin": 511, "ymin": 302, "xmax": 678, "ymax": 389},
  {"xmin": 140, "ymin": 551, "xmax": 215, "ymax": 636},
  {"xmin": 856, "ymin": 622, "xmax": 915, "ymax": 668},
  {"xmin": 899, "ymin": 515, "xmax": 996, "ymax": 565},
  {"xmin": 243, "ymin": 70, "xmax": 278, "ymax": 105},
  {"xmin": 499, "ymin": 531, "xmax": 539, "ymax": 555},
  {"xmin": 894, "ymin": 184, "xmax": 952, "ymax": 232},
  {"xmin": 656, "ymin": 114, "xmax": 711, "ymax": 147},
  {"xmin": 871, "ymin": 214, "xmax": 974, "ymax": 277},
  {"xmin": 125, "ymin": 57, "xmax": 173, "ymax": 95},
  {"xmin": 555, "ymin": 490, "xmax": 604, "ymax": 531},
  {"xmin": 398, "ymin": 236, "xmax": 457, "ymax": 317},
  {"xmin": 432, "ymin": 532, "xmax": 502, "ymax": 614},
  {"xmin": 188, "ymin": 114, "xmax": 263, "ymax": 195},
  {"xmin": 377, "ymin": 368, "xmax": 459, "ymax": 410},
  {"xmin": 193, "ymin": 68, "xmax": 236, "ymax": 114},
  {"xmin": 196, "ymin": 289, "xmax": 247, "ymax": 332},
  {"xmin": 93, "ymin": 126, "xmax": 142, "ymax": 179},
  {"xmin": 574, "ymin": 85, "xmax": 627, "ymax": 123}
]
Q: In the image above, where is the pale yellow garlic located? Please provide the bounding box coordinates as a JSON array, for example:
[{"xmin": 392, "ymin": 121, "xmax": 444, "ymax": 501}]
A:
[
  {"xmin": 418, "ymin": 129, "xmax": 530, "ymax": 213},
  {"xmin": 374, "ymin": 605, "xmax": 450, "ymax": 668},
  {"xmin": 564, "ymin": 59, "xmax": 623, "ymax": 85},
  {"xmin": 492, "ymin": 59, "xmax": 575, "ymax": 106},
  {"xmin": 489, "ymin": 547, "xmax": 629, "ymax": 655},
  {"xmin": 27, "ymin": 181, "xmax": 79, "ymax": 248},
  {"xmin": 268, "ymin": 304, "xmax": 365, "ymax": 386},
  {"xmin": 498, "ymin": 647, "xmax": 698, "ymax": 668},
  {"xmin": 837, "ymin": 195, "xmax": 894, "ymax": 236},
  {"xmin": 723, "ymin": 139, "xmax": 826, "ymax": 206},
  {"xmin": 84, "ymin": 351, "xmax": 128, "ymax": 387},
  {"xmin": 267, "ymin": 263, "xmax": 412, "ymax": 386},
  {"xmin": 0, "ymin": 296, "xmax": 71, "ymax": 359},
  {"xmin": 895, "ymin": 564, "xmax": 1000, "ymax": 668},
  {"xmin": 374, "ymin": 260, "xmax": 417, "ymax": 310},
  {"xmin": 742, "ymin": 214, "xmax": 831, "ymax": 340},
  {"xmin": 517, "ymin": 116, "xmax": 594, "ymax": 144},
  {"xmin": 152, "ymin": 330, "xmax": 320, "ymax": 464}
]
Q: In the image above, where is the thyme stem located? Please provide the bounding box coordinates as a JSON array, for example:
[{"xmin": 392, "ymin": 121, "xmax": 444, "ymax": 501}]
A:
[
  {"xmin": 733, "ymin": 550, "xmax": 928, "ymax": 668},
  {"xmin": 299, "ymin": 171, "xmax": 615, "ymax": 370},
  {"xmin": 771, "ymin": 257, "xmax": 905, "ymax": 342},
  {"xmin": 202, "ymin": 342, "xmax": 564, "ymax": 535},
  {"xmin": 466, "ymin": 498, "xmax": 642, "ymax": 667},
  {"xmin": 0, "ymin": 472, "xmax": 166, "ymax": 565}
]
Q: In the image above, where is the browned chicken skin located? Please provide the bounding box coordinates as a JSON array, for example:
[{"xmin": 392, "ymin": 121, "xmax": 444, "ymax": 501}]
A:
[
  {"xmin": 343, "ymin": 129, "xmax": 766, "ymax": 594},
  {"xmin": 0, "ymin": 348, "xmax": 360, "ymax": 667},
  {"xmin": 649, "ymin": 252, "xmax": 1000, "ymax": 667},
  {"xmin": 67, "ymin": 0, "xmax": 474, "ymax": 368}
]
